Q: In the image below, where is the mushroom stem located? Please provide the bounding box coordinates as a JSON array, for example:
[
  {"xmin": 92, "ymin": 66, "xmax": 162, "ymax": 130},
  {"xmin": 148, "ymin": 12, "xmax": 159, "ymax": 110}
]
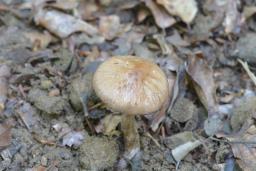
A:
[{"xmin": 121, "ymin": 115, "xmax": 140, "ymax": 160}]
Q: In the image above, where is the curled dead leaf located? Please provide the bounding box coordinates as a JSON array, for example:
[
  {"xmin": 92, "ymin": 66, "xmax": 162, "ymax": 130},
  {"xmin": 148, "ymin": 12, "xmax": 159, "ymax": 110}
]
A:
[
  {"xmin": 34, "ymin": 9, "xmax": 99, "ymax": 38},
  {"xmin": 185, "ymin": 53, "xmax": 217, "ymax": 112},
  {"xmin": 227, "ymin": 125, "xmax": 256, "ymax": 170},
  {"xmin": 156, "ymin": 0, "xmax": 198, "ymax": 23},
  {"xmin": 0, "ymin": 64, "xmax": 10, "ymax": 112},
  {"xmin": 143, "ymin": 0, "xmax": 176, "ymax": 29},
  {"xmin": 99, "ymin": 15, "xmax": 120, "ymax": 40}
]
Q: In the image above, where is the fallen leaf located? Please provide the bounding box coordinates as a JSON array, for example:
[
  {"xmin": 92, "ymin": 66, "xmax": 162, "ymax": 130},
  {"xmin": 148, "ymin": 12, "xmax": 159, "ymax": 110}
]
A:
[
  {"xmin": 137, "ymin": 7, "xmax": 150, "ymax": 23},
  {"xmin": 0, "ymin": 64, "xmax": 10, "ymax": 112},
  {"xmin": 223, "ymin": 0, "xmax": 244, "ymax": 34},
  {"xmin": 156, "ymin": 0, "xmax": 198, "ymax": 23},
  {"xmin": 185, "ymin": 53, "xmax": 222, "ymax": 136},
  {"xmin": 227, "ymin": 125, "xmax": 256, "ymax": 170},
  {"xmin": 99, "ymin": 15, "xmax": 120, "ymax": 40},
  {"xmin": 185, "ymin": 53, "xmax": 217, "ymax": 112},
  {"xmin": 0, "ymin": 122, "xmax": 11, "ymax": 150},
  {"xmin": 78, "ymin": 1, "xmax": 99, "ymax": 20},
  {"xmin": 166, "ymin": 30, "xmax": 190, "ymax": 47},
  {"xmin": 34, "ymin": 9, "xmax": 99, "ymax": 38},
  {"xmin": 46, "ymin": 0, "xmax": 78, "ymax": 10},
  {"xmin": 143, "ymin": 0, "xmax": 176, "ymax": 29}
]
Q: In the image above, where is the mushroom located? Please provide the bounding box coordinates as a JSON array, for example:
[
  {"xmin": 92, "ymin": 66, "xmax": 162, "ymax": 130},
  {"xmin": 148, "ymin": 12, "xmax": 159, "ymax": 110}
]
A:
[{"xmin": 93, "ymin": 56, "xmax": 169, "ymax": 161}]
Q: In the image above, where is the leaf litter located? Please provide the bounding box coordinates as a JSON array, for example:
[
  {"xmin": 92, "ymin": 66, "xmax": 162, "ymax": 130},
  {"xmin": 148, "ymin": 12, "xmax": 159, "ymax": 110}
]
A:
[{"xmin": 2, "ymin": 0, "xmax": 256, "ymax": 170}]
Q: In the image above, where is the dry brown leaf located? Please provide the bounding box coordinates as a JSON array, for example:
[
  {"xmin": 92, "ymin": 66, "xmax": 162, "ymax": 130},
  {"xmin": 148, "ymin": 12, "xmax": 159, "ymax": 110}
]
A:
[
  {"xmin": 0, "ymin": 122, "xmax": 11, "ymax": 150},
  {"xmin": 185, "ymin": 53, "xmax": 217, "ymax": 111},
  {"xmin": 223, "ymin": 0, "xmax": 244, "ymax": 34},
  {"xmin": 46, "ymin": 0, "xmax": 78, "ymax": 10},
  {"xmin": 185, "ymin": 53, "xmax": 220, "ymax": 135},
  {"xmin": 166, "ymin": 30, "xmax": 190, "ymax": 47},
  {"xmin": 78, "ymin": 1, "xmax": 99, "ymax": 20},
  {"xmin": 99, "ymin": 15, "xmax": 120, "ymax": 40},
  {"xmin": 0, "ymin": 64, "xmax": 10, "ymax": 112},
  {"xmin": 143, "ymin": 0, "xmax": 176, "ymax": 29},
  {"xmin": 34, "ymin": 9, "xmax": 99, "ymax": 38},
  {"xmin": 227, "ymin": 125, "xmax": 256, "ymax": 170},
  {"xmin": 137, "ymin": 7, "xmax": 150, "ymax": 23},
  {"xmin": 156, "ymin": 0, "xmax": 198, "ymax": 23}
]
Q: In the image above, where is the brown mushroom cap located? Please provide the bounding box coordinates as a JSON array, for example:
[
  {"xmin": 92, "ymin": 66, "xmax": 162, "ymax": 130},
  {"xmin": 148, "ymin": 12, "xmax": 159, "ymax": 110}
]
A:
[{"xmin": 93, "ymin": 56, "xmax": 169, "ymax": 115}]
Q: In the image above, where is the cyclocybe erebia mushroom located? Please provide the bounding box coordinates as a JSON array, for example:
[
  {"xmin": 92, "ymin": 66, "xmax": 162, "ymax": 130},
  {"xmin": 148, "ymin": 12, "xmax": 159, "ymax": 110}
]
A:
[
  {"xmin": 93, "ymin": 55, "xmax": 169, "ymax": 161},
  {"xmin": 93, "ymin": 56, "xmax": 169, "ymax": 115}
]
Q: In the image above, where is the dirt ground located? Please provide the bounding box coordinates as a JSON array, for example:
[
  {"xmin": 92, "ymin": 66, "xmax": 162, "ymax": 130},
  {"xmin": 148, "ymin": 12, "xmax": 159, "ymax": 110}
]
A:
[{"xmin": 1, "ymin": 0, "xmax": 256, "ymax": 171}]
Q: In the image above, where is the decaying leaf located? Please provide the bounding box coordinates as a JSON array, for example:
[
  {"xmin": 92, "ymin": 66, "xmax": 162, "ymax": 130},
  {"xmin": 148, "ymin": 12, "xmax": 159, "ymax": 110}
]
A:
[
  {"xmin": 143, "ymin": 0, "xmax": 176, "ymax": 29},
  {"xmin": 34, "ymin": 9, "xmax": 99, "ymax": 38},
  {"xmin": 185, "ymin": 53, "xmax": 217, "ymax": 112},
  {"xmin": 95, "ymin": 114, "xmax": 121, "ymax": 136},
  {"xmin": 0, "ymin": 122, "xmax": 11, "ymax": 150},
  {"xmin": 223, "ymin": 0, "xmax": 244, "ymax": 34},
  {"xmin": 185, "ymin": 53, "xmax": 223, "ymax": 135},
  {"xmin": 0, "ymin": 64, "xmax": 11, "ymax": 112},
  {"xmin": 166, "ymin": 30, "xmax": 190, "ymax": 47},
  {"xmin": 156, "ymin": 0, "xmax": 198, "ymax": 23},
  {"xmin": 227, "ymin": 125, "xmax": 256, "ymax": 170},
  {"xmin": 99, "ymin": 15, "xmax": 120, "ymax": 40},
  {"xmin": 46, "ymin": 0, "xmax": 79, "ymax": 10}
]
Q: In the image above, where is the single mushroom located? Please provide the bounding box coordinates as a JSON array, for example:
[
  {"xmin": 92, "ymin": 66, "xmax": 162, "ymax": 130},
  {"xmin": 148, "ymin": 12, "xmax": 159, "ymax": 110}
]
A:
[{"xmin": 93, "ymin": 56, "xmax": 169, "ymax": 161}]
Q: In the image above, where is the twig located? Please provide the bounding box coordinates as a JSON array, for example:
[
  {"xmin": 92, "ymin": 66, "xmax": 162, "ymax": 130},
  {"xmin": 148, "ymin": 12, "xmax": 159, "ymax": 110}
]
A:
[
  {"xmin": 144, "ymin": 132, "xmax": 161, "ymax": 148},
  {"xmin": 238, "ymin": 59, "xmax": 256, "ymax": 86}
]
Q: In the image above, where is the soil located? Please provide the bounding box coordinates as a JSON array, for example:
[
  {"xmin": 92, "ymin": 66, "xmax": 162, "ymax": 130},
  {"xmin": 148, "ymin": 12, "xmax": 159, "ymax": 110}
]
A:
[{"xmin": 1, "ymin": 0, "xmax": 256, "ymax": 171}]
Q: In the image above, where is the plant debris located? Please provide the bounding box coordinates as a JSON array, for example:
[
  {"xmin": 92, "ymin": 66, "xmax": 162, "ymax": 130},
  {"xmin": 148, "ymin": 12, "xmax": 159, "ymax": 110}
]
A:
[{"xmin": 2, "ymin": 0, "xmax": 256, "ymax": 170}]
